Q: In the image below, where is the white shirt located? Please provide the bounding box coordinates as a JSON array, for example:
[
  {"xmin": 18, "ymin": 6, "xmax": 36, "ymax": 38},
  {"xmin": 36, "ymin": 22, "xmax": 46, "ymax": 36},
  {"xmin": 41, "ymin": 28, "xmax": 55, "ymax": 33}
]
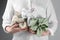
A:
[{"xmin": 2, "ymin": 0, "xmax": 58, "ymax": 40}]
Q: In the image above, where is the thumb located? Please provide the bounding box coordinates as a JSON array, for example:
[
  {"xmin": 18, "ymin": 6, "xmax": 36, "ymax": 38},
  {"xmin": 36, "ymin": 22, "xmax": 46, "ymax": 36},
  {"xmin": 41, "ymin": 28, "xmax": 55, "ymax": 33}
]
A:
[{"xmin": 13, "ymin": 27, "xmax": 21, "ymax": 32}]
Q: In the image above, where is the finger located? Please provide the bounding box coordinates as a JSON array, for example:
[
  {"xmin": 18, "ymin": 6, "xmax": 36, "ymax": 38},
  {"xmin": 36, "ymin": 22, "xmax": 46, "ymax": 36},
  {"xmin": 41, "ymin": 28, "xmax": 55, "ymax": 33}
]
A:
[
  {"xmin": 11, "ymin": 28, "xmax": 21, "ymax": 33},
  {"xmin": 14, "ymin": 28, "xmax": 21, "ymax": 31},
  {"xmin": 24, "ymin": 28, "xmax": 28, "ymax": 31},
  {"xmin": 21, "ymin": 27, "xmax": 28, "ymax": 30},
  {"xmin": 14, "ymin": 23, "xmax": 19, "ymax": 27},
  {"xmin": 11, "ymin": 24, "xmax": 19, "ymax": 28},
  {"xmin": 29, "ymin": 29, "xmax": 36, "ymax": 34},
  {"xmin": 47, "ymin": 30, "xmax": 51, "ymax": 35},
  {"xmin": 41, "ymin": 31, "xmax": 48, "ymax": 36}
]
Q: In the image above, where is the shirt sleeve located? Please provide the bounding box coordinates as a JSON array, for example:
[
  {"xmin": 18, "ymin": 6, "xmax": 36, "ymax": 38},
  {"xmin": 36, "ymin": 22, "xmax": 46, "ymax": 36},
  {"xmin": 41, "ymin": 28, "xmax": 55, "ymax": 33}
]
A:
[
  {"xmin": 47, "ymin": 0, "xmax": 58, "ymax": 36},
  {"xmin": 2, "ymin": 0, "xmax": 14, "ymax": 33}
]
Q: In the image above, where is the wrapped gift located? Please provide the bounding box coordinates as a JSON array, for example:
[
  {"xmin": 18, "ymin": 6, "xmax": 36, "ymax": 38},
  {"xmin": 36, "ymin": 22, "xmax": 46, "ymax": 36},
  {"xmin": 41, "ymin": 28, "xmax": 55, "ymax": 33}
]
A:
[{"xmin": 11, "ymin": 11, "xmax": 28, "ymax": 30}]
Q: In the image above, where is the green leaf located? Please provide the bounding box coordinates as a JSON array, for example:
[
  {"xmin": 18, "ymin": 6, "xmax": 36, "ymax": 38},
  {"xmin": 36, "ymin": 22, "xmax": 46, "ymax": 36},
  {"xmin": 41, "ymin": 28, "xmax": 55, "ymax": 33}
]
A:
[
  {"xmin": 39, "ymin": 18, "xmax": 44, "ymax": 23},
  {"xmin": 37, "ymin": 29, "xmax": 40, "ymax": 36},
  {"xmin": 29, "ymin": 18, "xmax": 38, "ymax": 26},
  {"xmin": 36, "ymin": 28, "xmax": 41, "ymax": 36},
  {"xmin": 30, "ymin": 26, "xmax": 38, "ymax": 31},
  {"xmin": 42, "ymin": 18, "xmax": 48, "ymax": 26}
]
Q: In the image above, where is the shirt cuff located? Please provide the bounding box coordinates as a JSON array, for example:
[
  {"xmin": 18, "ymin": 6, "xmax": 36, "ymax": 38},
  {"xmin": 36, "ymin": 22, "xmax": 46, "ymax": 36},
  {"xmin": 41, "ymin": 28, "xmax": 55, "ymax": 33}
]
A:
[
  {"xmin": 47, "ymin": 28, "xmax": 54, "ymax": 36},
  {"xmin": 2, "ymin": 24, "xmax": 11, "ymax": 33}
]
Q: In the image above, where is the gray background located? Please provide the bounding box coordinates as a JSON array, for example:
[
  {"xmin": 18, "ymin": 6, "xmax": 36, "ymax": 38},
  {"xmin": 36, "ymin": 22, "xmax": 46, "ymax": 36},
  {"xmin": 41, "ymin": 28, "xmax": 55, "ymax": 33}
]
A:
[{"xmin": 0, "ymin": 0, "xmax": 60, "ymax": 40}]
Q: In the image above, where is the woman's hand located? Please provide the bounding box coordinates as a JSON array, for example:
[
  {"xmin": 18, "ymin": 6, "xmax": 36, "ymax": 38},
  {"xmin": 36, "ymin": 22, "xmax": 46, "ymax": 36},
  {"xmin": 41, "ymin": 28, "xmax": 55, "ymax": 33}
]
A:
[
  {"xmin": 41, "ymin": 30, "xmax": 51, "ymax": 36},
  {"xmin": 5, "ymin": 23, "xmax": 28, "ymax": 34},
  {"xmin": 28, "ymin": 29, "xmax": 36, "ymax": 34}
]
